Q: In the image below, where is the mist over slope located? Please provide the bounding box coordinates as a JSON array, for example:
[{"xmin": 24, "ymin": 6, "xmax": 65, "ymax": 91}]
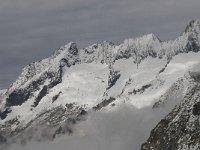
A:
[{"xmin": 9, "ymin": 104, "xmax": 175, "ymax": 150}]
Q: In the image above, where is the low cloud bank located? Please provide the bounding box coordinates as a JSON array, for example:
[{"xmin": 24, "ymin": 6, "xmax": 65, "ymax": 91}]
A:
[{"xmin": 9, "ymin": 104, "xmax": 172, "ymax": 150}]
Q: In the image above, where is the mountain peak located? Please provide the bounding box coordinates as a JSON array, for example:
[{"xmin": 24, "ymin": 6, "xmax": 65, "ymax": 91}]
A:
[
  {"xmin": 67, "ymin": 42, "xmax": 78, "ymax": 55},
  {"xmin": 124, "ymin": 33, "xmax": 161, "ymax": 45},
  {"xmin": 145, "ymin": 33, "xmax": 160, "ymax": 41},
  {"xmin": 64, "ymin": 42, "xmax": 77, "ymax": 49},
  {"xmin": 185, "ymin": 19, "xmax": 200, "ymax": 33},
  {"xmin": 53, "ymin": 42, "xmax": 78, "ymax": 58}
]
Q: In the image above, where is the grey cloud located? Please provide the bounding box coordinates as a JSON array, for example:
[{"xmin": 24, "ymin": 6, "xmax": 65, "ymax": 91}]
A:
[
  {"xmin": 0, "ymin": 0, "xmax": 200, "ymax": 88},
  {"xmin": 9, "ymin": 104, "xmax": 173, "ymax": 150}
]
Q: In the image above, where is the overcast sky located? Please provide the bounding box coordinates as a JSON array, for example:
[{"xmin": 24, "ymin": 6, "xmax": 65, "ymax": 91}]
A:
[{"xmin": 0, "ymin": 0, "xmax": 200, "ymax": 89}]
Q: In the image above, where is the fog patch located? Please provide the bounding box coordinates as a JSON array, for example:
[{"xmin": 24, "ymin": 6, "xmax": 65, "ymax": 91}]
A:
[{"xmin": 8, "ymin": 104, "xmax": 173, "ymax": 150}]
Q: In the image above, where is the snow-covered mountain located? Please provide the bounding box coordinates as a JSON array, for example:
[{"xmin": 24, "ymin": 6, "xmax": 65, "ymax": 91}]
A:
[{"xmin": 1, "ymin": 20, "xmax": 200, "ymax": 150}]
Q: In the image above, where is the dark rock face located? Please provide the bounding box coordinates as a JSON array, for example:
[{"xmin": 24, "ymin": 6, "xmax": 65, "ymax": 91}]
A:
[
  {"xmin": 65, "ymin": 103, "xmax": 75, "ymax": 110},
  {"xmin": 68, "ymin": 43, "xmax": 78, "ymax": 55},
  {"xmin": 190, "ymin": 71, "xmax": 200, "ymax": 82},
  {"xmin": 52, "ymin": 92, "xmax": 62, "ymax": 103},
  {"xmin": 6, "ymin": 89, "xmax": 31, "ymax": 107},
  {"xmin": 93, "ymin": 97, "xmax": 116, "ymax": 111},
  {"xmin": 128, "ymin": 84, "xmax": 152, "ymax": 95},
  {"xmin": 185, "ymin": 20, "xmax": 196, "ymax": 33},
  {"xmin": 192, "ymin": 102, "xmax": 200, "ymax": 116},
  {"xmin": 52, "ymin": 126, "xmax": 72, "ymax": 139},
  {"xmin": 141, "ymin": 82, "xmax": 200, "ymax": 150},
  {"xmin": 84, "ymin": 48, "xmax": 95, "ymax": 54},
  {"xmin": 186, "ymin": 34, "xmax": 200, "ymax": 53},
  {"xmin": 0, "ymin": 108, "xmax": 12, "ymax": 120},
  {"xmin": 107, "ymin": 69, "xmax": 120, "ymax": 90},
  {"xmin": 60, "ymin": 58, "xmax": 69, "ymax": 67},
  {"xmin": 32, "ymin": 85, "xmax": 48, "ymax": 108},
  {"xmin": 158, "ymin": 63, "xmax": 169, "ymax": 74}
]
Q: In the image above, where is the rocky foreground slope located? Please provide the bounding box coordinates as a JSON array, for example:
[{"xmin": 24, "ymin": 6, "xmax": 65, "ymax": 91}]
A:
[{"xmin": 1, "ymin": 20, "xmax": 200, "ymax": 150}]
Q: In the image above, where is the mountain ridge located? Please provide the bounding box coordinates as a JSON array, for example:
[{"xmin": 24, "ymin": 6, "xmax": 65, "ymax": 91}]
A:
[{"xmin": 1, "ymin": 20, "xmax": 200, "ymax": 150}]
